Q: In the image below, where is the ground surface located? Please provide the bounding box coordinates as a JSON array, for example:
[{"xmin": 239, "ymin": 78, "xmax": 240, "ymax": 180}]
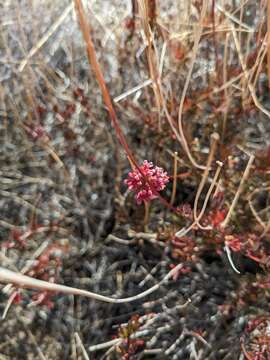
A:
[{"xmin": 1, "ymin": 1, "xmax": 270, "ymax": 359}]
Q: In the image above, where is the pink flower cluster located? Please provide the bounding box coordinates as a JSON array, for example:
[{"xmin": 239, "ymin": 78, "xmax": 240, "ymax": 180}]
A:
[{"xmin": 124, "ymin": 160, "xmax": 169, "ymax": 204}]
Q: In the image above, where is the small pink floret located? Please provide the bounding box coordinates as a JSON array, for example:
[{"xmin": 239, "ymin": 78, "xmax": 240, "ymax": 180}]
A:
[{"xmin": 124, "ymin": 160, "xmax": 169, "ymax": 204}]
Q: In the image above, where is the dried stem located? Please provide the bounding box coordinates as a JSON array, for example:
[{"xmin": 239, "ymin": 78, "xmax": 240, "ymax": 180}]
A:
[
  {"xmin": 170, "ymin": 152, "xmax": 178, "ymax": 206},
  {"xmin": 73, "ymin": 0, "xmax": 136, "ymax": 165},
  {"xmin": 193, "ymin": 133, "xmax": 220, "ymax": 222},
  {"xmin": 177, "ymin": 0, "xmax": 208, "ymax": 169},
  {"xmin": 176, "ymin": 161, "xmax": 223, "ymax": 237},
  {"xmin": 144, "ymin": 201, "xmax": 150, "ymax": 229},
  {"xmin": 137, "ymin": 0, "xmax": 162, "ymax": 114},
  {"xmin": 74, "ymin": 0, "xmax": 177, "ymax": 213},
  {"xmin": 221, "ymin": 152, "xmax": 255, "ymax": 229},
  {"xmin": 231, "ymin": 25, "xmax": 270, "ymax": 119},
  {"xmin": 267, "ymin": 0, "xmax": 270, "ymax": 88},
  {"xmin": 0, "ymin": 263, "xmax": 183, "ymax": 304}
]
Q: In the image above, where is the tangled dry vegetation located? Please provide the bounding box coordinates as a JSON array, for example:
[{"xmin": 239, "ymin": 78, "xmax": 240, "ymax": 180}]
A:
[{"xmin": 1, "ymin": 0, "xmax": 270, "ymax": 359}]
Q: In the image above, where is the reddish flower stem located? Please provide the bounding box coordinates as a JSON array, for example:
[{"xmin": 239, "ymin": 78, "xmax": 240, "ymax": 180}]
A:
[
  {"xmin": 74, "ymin": 0, "xmax": 178, "ymax": 213},
  {"xmin": 74, "ymin": 0, "xmax": 136, "ymax": 166}
]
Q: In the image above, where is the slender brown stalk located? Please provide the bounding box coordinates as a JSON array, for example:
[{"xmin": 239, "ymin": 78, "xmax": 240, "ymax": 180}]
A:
[
  {"xmin": 267, "ymin": 0, "xmax": 270, "ymax": 88},
  {"xmin": 177, "ymin": 0, "xmax": 208, "ymax": 170},
  {"xmin": 175, "ymin": 161, "xmax": 223, "ymax": 237},
  {"xmin": 73, "ymin": 0, "xmax": 136, "ymax": 165},
  {"xmin": 74, "ymin": 0, "xmax": 181, "ymax": 214},
  {"xmin": 221, "ymin": 153, "xmax": 255, "ymax": 229},
  {"xmin": 137, "ymin": 0, "xmax": 162, "ymax": 117},
  {"xmin": 212, "ymin": 0, "xmax": 219, "ymax": 73},
  {"xmin": 143, "ymin": 201, "xmax": 150, "ymax": 230},
  {"xmin": 170, "ymin": 152, "xmax": 178, "ymax": 206},
  {"xmin": 194, "ymin": 133, "xmax": 220, "ymax": 222}
]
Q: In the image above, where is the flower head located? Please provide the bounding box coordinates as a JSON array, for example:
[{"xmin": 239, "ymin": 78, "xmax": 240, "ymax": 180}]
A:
[{"xmin": 124, "ymin": 160, "xmax": 169, "ymax": 204}]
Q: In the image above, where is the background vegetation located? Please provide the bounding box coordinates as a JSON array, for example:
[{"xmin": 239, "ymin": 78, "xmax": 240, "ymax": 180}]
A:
[{"xmin": 0, "ymin": 0, "xmax": 270, "ymax": 359}]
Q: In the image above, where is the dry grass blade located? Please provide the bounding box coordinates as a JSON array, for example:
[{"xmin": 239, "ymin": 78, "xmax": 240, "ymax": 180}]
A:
[
  {"xmin": 18, "ymin": 3, "xmax": 74, "ymax": 72},
  {"xmin": 0, "ymin": 264, "xmax": 183, "ymax": 304},
  {"xmin": 231, "ymin": 25, "xmax": 270, "ymax": 118},
  {"xmin": 221, "ymin": 152, "xmax": 255, "ymax": 229},
  {"xmin": 177, "ymin": 0, "xmax": 208, "ymax": 170},
  {"xmin": 193, "ymin": 133, "xmax": 220, "ymax": 223}
]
